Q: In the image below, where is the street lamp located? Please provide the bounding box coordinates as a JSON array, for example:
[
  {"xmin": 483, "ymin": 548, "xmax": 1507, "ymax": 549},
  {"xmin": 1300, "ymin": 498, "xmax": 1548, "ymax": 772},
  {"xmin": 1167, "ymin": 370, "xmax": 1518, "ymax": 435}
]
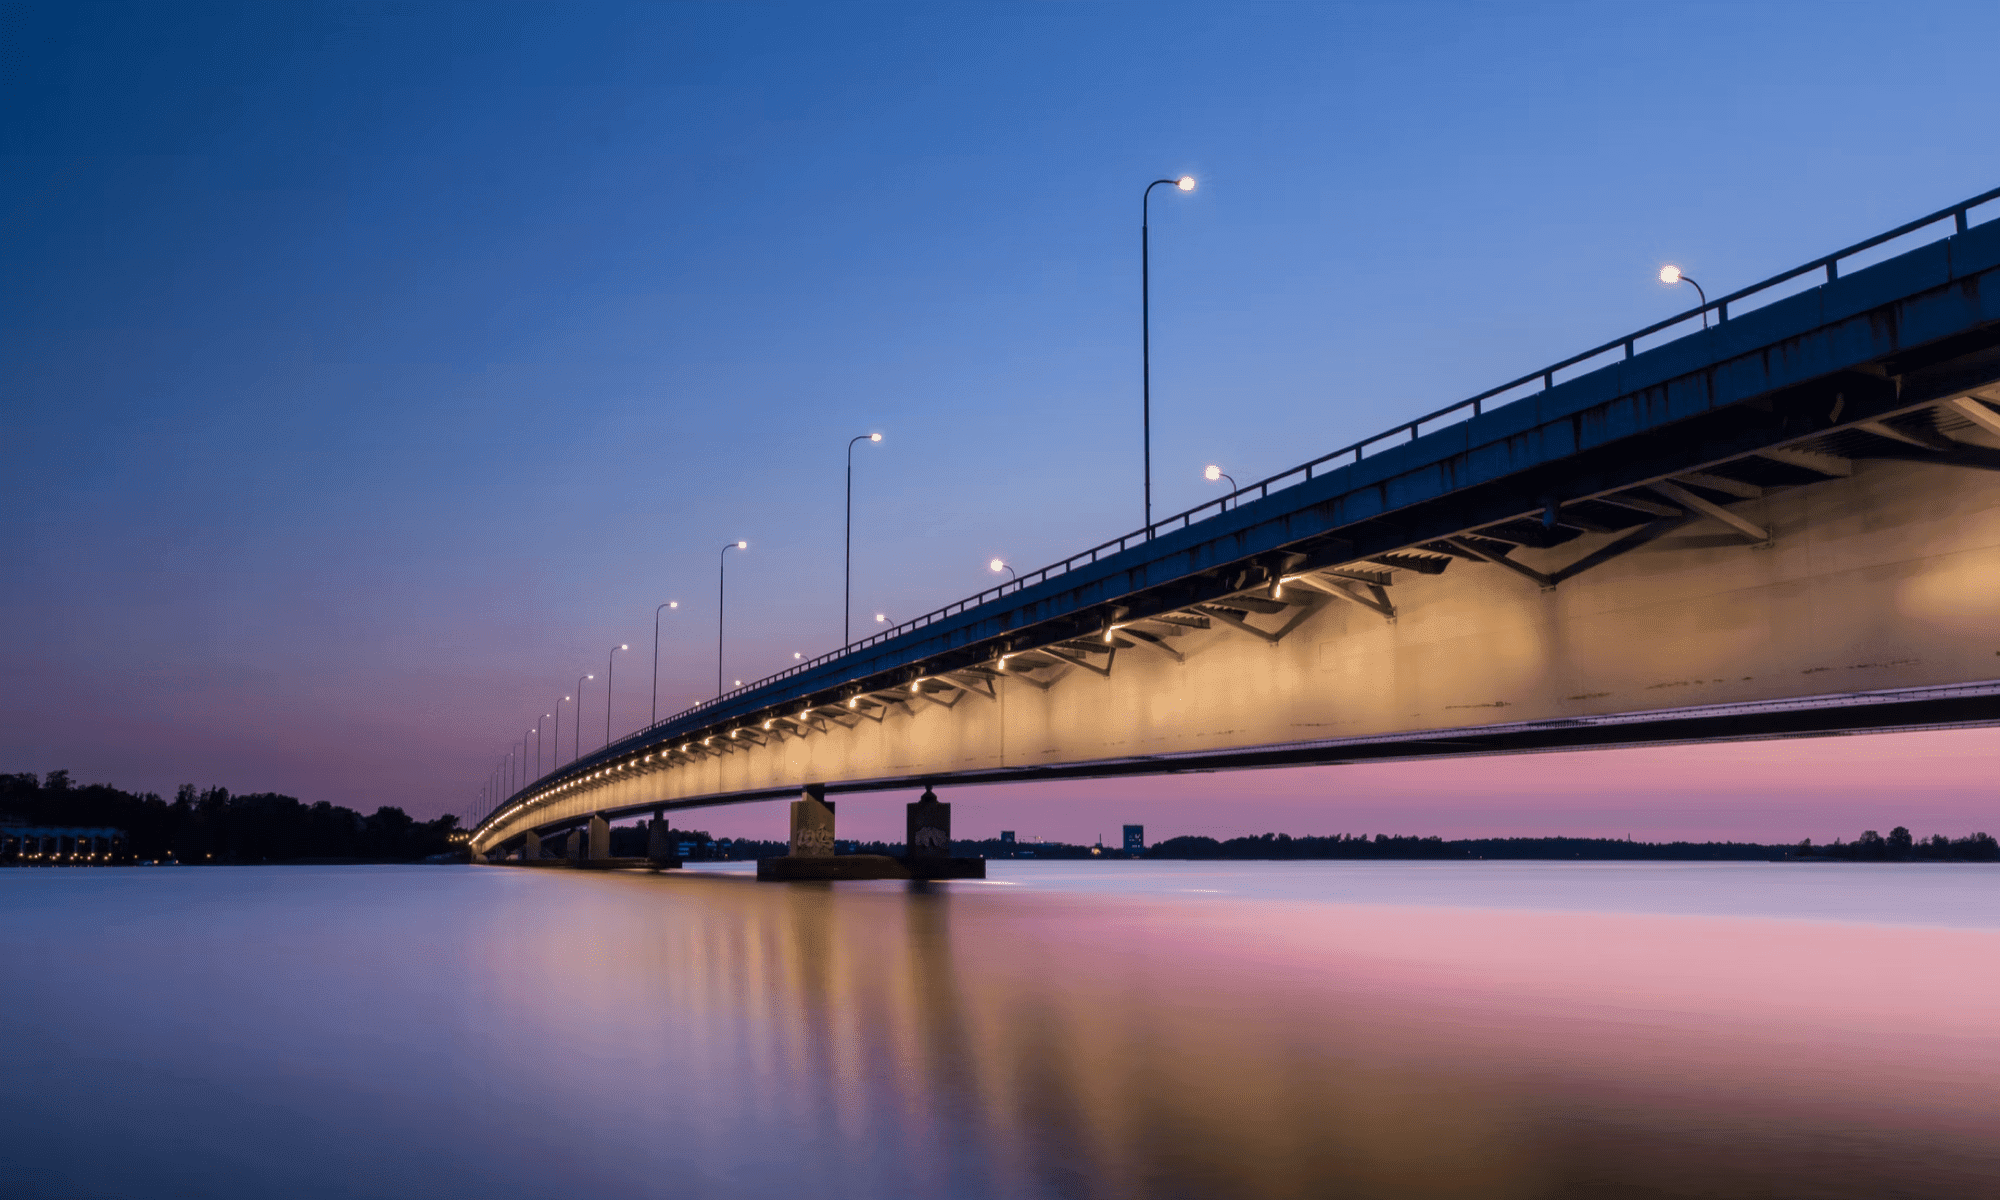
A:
[
  {"xmin": 989, "ymin": 557, "xmax": 1017, "ymax": 582},
  {"xmin": 719, "ymin": 541, "xmax": 746, "ymax": 697},
  {"xmin": 650, "ymin": 601, "xmax": 679, "ymax": 728},
  {"xmin": 573, "ymin": 674, "xmax": 593, "ymax": 762},
  {"xmin": 846, "ymin": 432, "xmax": 883, "ymax": 647},
  {"xmin": 534, "ymin": 714, "xmax": 551, "ymax": 778},
  {"xmin": 605, "ymin": 643, "xmax": 628, "ymax": 748},
  {"xmin": 1659, "ymin": 265, "xmax": 1709, "ymax": 329},
  {"xmin": 1204, "ymin": 463, "xmax": 1237, "ymax": 509},
  {"xmin": 554, "ymin": 694, "xmax": 572, "ymax": 769},
  {"xmin": 1143, "ymin": 174, "xmax": 1196, "ymax": 534}
]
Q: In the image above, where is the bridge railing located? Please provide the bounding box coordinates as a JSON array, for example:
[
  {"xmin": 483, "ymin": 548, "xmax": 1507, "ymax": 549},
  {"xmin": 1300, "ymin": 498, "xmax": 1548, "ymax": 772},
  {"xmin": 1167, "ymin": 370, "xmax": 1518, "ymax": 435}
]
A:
[{"xmin": 482, "ymin": 184, "xmax": 2000, "ymax": 831}]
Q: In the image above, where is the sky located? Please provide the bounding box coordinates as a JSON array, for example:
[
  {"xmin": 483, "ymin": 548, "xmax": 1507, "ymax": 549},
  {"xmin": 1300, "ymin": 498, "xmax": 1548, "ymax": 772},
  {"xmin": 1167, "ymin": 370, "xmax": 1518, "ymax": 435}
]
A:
[{"xmin": 5, "ymin": 1, "xmax": 1998, "ymax": 845}]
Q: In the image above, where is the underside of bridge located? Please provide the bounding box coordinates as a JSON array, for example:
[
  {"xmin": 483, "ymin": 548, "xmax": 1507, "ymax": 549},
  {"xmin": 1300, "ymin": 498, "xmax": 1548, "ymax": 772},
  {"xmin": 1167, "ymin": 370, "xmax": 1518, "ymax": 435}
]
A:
[{"xmin": 473, "ymin": 197, "xmax": 2000, "ymax": 855}]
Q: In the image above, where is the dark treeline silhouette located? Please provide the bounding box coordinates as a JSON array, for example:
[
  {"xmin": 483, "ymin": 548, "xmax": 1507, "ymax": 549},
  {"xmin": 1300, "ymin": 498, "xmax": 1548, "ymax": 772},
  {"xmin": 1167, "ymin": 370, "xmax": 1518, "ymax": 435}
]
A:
[
  {"xmin": 604, "ymin": 826, "xmax": 2000, "ymax": 863},
  {"xmin": 2, "ymin": 771, "xmax": 462, "ymax": 864},
  {"xmin": 1142, "ymin": 830, "xmax": 1999, "ymax": 861},
  {"xmin": 1794, "ymin": 826, "xmax": 1999, "ymax": 862}
]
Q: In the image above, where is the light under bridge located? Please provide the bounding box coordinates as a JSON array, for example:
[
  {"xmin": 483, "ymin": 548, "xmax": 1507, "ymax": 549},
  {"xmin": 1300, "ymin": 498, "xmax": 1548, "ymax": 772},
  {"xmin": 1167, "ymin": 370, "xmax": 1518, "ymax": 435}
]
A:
[{"xmin": 471, "ymin": 187, "xmax": 2000, "ymax": 860}]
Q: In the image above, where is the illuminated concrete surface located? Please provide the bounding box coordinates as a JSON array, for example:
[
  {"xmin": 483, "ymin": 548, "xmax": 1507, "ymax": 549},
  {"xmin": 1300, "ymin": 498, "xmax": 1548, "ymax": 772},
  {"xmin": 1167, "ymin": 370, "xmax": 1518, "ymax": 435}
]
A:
[{"xmin": 473, "ymin": 196, "xmax": 2000, "ymax": 856}]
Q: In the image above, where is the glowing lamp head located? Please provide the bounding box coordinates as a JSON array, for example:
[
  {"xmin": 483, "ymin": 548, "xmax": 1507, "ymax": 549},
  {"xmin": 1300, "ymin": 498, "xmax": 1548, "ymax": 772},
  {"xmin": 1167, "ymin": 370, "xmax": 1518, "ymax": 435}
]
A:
[
  {"xmin": 669, "ymin": 601, "xmax": 678, "ymax": 609},
  {"xmin": 736, "ymin": 540, "xmax": 748, "ymax": 550},
  {"xmin": 619, "ymin": 644, "xmax": 628, "ymax": 651},
  {"xmin": 989, "ymin": 558, "xmax": 1006, "ymax": 573},
  {"xmin": 1204, "ymin": 465, "xmax": 1222, "ymax": 482},
  {"xmin": 1659, "ymin": 265, "xmax": 1683, "ymax": 285},
  {"xmin": 875, "ymin": 613, "xmax": 887, "ymax": 623},
  {"xmin": 1176, "ymin": 176, "xmax": 1195, "ymax": 191},
  {"xmin": 870, "ymin": 433, "xmax": 882, "ymax": 442}
]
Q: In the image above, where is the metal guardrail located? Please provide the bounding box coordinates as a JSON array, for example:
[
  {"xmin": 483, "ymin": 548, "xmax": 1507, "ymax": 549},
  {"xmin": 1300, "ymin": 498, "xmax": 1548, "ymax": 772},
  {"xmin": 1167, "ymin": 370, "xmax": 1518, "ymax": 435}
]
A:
[{"xmin": 482, "ymin": 184, "xmax": 2000, "ymax": 829}]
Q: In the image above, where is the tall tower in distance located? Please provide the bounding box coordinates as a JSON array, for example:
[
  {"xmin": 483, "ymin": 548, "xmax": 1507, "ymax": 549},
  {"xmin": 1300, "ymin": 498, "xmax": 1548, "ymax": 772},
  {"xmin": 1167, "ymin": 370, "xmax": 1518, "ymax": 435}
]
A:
[{"xmin": 1122, "ymin": 825, "xmax": 1144, "ymax": 855}]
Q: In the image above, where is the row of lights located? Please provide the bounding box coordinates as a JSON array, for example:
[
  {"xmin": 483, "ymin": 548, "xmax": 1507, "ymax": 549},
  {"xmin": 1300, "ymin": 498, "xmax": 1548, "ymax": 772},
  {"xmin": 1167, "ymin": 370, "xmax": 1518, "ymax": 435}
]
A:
[
  {"xmin": 475, "ymin": 175, "xmax": 1716, "ymax": 841},
  {"xmin": 480, "ymin": 173, "xmax": 1205, "ymax": 837}
]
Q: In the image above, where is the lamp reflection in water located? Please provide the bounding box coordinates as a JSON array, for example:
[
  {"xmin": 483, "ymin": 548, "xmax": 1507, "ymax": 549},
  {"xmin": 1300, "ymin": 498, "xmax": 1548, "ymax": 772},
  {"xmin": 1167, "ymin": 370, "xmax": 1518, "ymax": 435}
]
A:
[{"xmin": 459, "ymin": 871, "xmax": 2000, "ymax": 1199}]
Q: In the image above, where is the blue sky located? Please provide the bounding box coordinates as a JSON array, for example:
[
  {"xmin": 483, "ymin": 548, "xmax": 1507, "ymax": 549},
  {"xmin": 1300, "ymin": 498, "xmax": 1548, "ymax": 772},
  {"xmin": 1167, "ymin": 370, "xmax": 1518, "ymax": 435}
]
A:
[{"xmin": 5, "ymin": 1, "xmax": 1998, "ymax": 840}]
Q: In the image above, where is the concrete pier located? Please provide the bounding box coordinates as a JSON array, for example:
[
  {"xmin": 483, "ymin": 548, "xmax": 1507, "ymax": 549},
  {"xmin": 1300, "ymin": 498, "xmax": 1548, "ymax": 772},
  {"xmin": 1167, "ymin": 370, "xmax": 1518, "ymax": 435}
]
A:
[
  {"xmin": 758, "ymin": 784, "xmax": 984, "ymax": 881},
  {"xmin": 907, "ymin": 787, "xmax": 950, "ymax": 859},
  {"xmin": 587, "ymin": 814, "xmax": 610, "ymax": 860},
  {"xmin": 646, "ymin": 811, "xmax": 676, "ymax": 865},
  {"xmin": 788, "ymin": 785, "xmax": 835, "ymax": 857}
]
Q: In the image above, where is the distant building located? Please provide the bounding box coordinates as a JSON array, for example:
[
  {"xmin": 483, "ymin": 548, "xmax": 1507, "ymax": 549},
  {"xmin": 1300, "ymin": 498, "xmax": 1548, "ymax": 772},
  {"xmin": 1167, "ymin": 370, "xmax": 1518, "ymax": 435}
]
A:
[
  {"xmin": 1000, "ymin": 831, "xmax": 1015, "ymax": 844},
  {"xmin": 1123, "ymin": 825, "xmax": 1144, "ymax": 854}
]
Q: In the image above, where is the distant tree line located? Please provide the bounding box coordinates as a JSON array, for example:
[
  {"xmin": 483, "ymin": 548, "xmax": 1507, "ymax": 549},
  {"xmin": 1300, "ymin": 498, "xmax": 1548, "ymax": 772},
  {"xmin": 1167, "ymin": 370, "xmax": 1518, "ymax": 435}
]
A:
[
  {"xmin": 1793, "ymin": 827, "xmax": 1999, "ymax": 862},
  {"xmin": 602, "ymin": 826, "xmax": 1999, "ymax": 862},
  {"xmin": 1142, "ymin": 830, "xmax": 1999, "ymax": 861},
  {"xmin": 2, "ymin": 770, "xmax": 462, "ymax": 864}
]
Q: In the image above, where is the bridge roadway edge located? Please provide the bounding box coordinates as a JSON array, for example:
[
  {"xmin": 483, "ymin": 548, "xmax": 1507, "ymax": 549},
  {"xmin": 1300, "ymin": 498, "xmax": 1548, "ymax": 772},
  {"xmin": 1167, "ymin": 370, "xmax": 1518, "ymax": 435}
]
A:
[
  {"xmin": 475, "ymin": 211, "xmax": 2000, "ymax": 851},
  {"xmin": 505, "ymin": 681, "xmax": 2000, "ymax": 841}
]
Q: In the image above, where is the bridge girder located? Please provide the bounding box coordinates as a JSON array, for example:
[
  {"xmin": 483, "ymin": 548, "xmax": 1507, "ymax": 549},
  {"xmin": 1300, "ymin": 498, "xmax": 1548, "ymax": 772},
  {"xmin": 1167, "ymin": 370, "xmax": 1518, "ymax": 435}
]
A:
[{"xmin": 474, "ymin": 201, "xmax": 2000, "ymax": 853}]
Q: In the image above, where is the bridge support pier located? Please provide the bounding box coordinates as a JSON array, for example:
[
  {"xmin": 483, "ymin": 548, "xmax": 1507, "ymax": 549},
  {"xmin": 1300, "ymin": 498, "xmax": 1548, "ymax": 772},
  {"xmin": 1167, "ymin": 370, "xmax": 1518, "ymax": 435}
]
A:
[
  {"xmin": 788, "ymin": 784, "xmax": 836, "ymax": 858},
  {"xmin": 587, "ymin": 814, "xmax": 610, "ymax": 860},
  {"xmin": 523, "ymin": 831, "xmax": 541, "ymax": 861},
  {"xmin": 758, "ymin": 784, "xmax": 983, "ymax": 881},
  {"xmin": 565, "ymin": 829, "xmax": 583, "ymax": 862},
  {"xmin": 906, "ymin": 787, "xmax": 950, "ymax": 859},
  {"xmin": 646, "ymin": 810, "xmax": 674, "ymax": 866}
]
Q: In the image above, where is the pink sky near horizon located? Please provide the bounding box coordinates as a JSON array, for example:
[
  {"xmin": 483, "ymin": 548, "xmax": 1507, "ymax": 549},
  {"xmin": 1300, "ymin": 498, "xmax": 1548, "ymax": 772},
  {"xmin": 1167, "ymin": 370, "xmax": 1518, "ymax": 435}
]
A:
[{"xmin": 675, "ymin": 724, "xmax": 2000, "ymax": 847}]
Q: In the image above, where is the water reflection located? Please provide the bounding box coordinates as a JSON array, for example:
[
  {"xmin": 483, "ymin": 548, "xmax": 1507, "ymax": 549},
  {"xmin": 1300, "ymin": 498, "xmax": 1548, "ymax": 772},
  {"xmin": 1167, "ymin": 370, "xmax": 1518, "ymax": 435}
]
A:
[{"xmin": 2, "ymin": 864, "xmax": 1997, "ymax": 1198}]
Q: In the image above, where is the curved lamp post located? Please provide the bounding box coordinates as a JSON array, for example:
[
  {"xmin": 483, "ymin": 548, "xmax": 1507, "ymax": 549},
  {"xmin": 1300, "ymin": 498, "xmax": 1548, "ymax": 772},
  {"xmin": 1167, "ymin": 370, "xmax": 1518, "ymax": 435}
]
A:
[
  {"xmin": 604, "ymin": 644, "xmax": 628, "ymax": 748},
  {"xmin": 718, "ymin": 541, "xmax": 746, "ymax": 697},
  {"xmin": 573, "ymin": 674, "xmax": 593, "ymax": 762},
  {"xmin": 1143, "ymin": 174, "xmax": 1196, "ymax": 533},
  {"xmin": 1204, "ymin": 463, "xmax": 1237, "ymax": 509},
  {"xmin": 554, "ymin": 693, "xmax": 572, "ymax": 769},
  {"xmin": 1660, "ymin": 265, "xmax": 1709, "ymax": 329},
  {"xmin": 989, "ymin": 557, "xmax": 1017, "ymax": 583},
  {"xmin": 846, "ymin": 433, "xmax": 882, "ymax": 646},
  {"xmin": 650, "ymin": 601, "xmax": 678, "ymax": 728}
]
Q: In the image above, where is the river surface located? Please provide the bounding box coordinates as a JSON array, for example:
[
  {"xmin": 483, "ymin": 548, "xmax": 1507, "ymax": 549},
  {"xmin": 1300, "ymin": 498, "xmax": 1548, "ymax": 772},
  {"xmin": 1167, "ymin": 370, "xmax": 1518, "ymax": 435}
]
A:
[{"xmin": 3, "ymin": 860, "xmax": 1996, "ymax": 1199}]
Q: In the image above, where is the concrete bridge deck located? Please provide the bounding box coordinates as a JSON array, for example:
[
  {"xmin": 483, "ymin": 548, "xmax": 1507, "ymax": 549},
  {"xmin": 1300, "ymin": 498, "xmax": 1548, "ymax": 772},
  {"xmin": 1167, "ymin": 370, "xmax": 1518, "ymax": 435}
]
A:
[{"xmin": 473, "ymin": 188, "xmax": 2000, "ymax": 856}]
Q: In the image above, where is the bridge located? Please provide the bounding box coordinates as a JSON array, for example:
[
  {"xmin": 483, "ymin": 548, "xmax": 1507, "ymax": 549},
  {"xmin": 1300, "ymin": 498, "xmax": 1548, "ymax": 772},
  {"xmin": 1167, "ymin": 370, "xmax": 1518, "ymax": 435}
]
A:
[{"xmin": 470, "ymin": 187, "xmax": 2000, "ymax": 862}]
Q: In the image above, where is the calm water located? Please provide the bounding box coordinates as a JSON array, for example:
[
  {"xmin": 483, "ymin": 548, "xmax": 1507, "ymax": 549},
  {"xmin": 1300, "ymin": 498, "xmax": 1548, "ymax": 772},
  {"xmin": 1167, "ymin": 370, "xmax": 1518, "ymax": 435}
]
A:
[{"xmin": 3, "ymin": 861, "xmax": 1996, "ymax": 1199}]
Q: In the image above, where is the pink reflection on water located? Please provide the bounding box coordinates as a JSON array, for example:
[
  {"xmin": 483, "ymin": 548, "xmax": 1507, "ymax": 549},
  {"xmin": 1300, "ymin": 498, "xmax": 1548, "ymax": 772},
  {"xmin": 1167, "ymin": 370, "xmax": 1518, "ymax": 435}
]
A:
[{"xmin": 471, "ymin": 870, "xmax": 2000, "ymax": 1197}]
